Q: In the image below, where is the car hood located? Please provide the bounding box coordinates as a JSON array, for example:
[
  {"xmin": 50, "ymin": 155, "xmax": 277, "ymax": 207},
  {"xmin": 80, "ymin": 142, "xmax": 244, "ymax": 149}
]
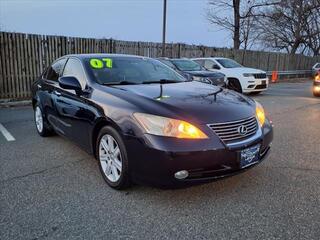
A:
[
  {"xmin": 224, "ymin": 67, "xmax": 266, "ymax": 74},
  {"xmin": 110, "ymin": 81, "xmax": 255, "ymax": 124},
  {"xmin": 184, "ymin": 70, "xmax": 224, "ymax": 78}
]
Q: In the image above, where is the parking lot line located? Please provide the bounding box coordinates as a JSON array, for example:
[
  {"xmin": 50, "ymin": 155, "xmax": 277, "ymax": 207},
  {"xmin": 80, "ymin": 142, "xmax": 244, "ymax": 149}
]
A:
[{"xmin": 0, "ymin": 123, "xmax": 15, "ymax": 141}]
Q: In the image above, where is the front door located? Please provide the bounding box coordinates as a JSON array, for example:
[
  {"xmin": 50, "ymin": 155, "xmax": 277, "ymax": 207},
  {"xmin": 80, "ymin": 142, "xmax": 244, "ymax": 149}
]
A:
[
  {"xmin": 41, "ymin": 58, "xmax": 67, "ymax": 131},
  {"xmin": 53, "ymin": 57, "xmax": 95, "ymax": 150}
]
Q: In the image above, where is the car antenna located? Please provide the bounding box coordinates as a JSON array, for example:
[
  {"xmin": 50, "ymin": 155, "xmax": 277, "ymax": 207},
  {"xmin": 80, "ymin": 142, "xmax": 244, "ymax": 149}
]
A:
[
  {"xmin": 155, "ymin": 84, "xmax": 163, "ymax": 100},
  {"xmin": 155, "ymin": 83, "xmax": 170, "ymax": 101}
]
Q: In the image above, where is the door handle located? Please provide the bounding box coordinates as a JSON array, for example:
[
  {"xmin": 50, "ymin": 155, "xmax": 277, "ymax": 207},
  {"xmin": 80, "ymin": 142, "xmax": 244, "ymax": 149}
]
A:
[
  {"xmin": 37, "ymin": 84, "xmax": 42, "ymax": 89},
  {"xmin": 54, "ymin": 90, "xmax": 61, "ymax": 96}
]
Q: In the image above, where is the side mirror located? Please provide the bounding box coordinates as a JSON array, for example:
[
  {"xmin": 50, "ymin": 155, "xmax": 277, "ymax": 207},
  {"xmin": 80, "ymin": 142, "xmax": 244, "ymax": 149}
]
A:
[
  {"xmin": 58, "ymin": 76, "xmax": 82, "ymax": 94},
  {"xmin": 212, "ymin": 64, "xmax": 221, "ymax": 70}
]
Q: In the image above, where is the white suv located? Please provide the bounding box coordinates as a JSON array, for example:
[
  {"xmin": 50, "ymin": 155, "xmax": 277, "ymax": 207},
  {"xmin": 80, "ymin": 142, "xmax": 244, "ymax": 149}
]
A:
[
  {"xmin": 312, "ymin": 63, "xmax": 320, "ymax": 76},
  {"xmin": 192, "ymin": 57, "xmax": 269, "ymax": 94}
]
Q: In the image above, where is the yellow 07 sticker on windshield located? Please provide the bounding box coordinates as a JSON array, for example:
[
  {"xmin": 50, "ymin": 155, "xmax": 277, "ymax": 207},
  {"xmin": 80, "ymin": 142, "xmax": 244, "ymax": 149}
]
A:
[{"xmin": 90, "ymin": 58, "xmax": 112, "ymax": 69}]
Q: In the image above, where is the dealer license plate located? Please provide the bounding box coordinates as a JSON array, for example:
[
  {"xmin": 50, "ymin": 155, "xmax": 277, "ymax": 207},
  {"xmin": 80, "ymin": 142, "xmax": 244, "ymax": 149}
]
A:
[{"xmin": 240, "ymin": 144, "xmax": 260, "ymax": 168}]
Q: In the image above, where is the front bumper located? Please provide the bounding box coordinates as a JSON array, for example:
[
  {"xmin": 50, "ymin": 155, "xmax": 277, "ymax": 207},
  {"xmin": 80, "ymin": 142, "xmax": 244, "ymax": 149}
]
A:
[
  {"xmin": 243, "ymin": 77, "xmax": 269, "ymax": 93},
  {"xmin": 124, "ymin": 119, "xmax": 273, "ymax": 187}
]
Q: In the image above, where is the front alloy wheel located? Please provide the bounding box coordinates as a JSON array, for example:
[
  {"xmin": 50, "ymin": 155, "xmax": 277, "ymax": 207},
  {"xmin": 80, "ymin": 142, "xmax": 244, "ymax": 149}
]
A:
[
  {"xmin": 99, "ymin": 134, "xmax": 122, "ymax": 183},
  {"xmin": 96, "ymin": 126, "xmax": 130, "ymax": 189}
]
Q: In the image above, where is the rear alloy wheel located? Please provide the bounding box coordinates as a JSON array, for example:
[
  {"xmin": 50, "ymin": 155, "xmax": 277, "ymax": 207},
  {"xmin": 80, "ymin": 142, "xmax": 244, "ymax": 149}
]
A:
[
  {"xmin": 34, "ymin": 104, "xmax": 52, "ymax": 137},
  {"xmin": 97, "ymin": 126, "xmax": 130, "ymax": 189},
  {"xmin": 228, "ymin": 78, "xmax": 242, "ymax": 93}
]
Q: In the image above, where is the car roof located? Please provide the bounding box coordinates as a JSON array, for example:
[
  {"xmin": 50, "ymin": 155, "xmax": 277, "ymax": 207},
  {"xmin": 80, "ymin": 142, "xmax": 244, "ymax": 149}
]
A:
[
  {"xmin": 58, "ymin": 53, "xmax": 150, "ymax": 61},
  {"xmin": 193, "ymin": 57, "xmax": 229, "ymax": 60},
  {"xmin": 213, "ymin": 57, "xmax": 233, "ymax": 60},
  {"xmin": 170, "ymin": 58, "xmax": 194, "ymax": 61}
]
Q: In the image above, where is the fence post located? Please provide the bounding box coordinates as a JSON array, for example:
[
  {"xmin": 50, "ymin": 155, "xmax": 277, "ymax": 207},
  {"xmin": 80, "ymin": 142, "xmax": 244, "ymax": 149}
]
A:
[{"xmin": 109, "ymin": 39, "xmax": 113, "ymax": 53}]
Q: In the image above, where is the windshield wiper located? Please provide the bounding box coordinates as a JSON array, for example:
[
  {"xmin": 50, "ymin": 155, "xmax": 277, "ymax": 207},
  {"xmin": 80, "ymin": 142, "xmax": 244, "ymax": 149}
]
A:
[
  {"xmin": 102, "ymin": 81, "xmax": 140, "ymax": 85},
  {"xmin": 142, "ymin": 79, "xmax": 182, "ymax": 84}
]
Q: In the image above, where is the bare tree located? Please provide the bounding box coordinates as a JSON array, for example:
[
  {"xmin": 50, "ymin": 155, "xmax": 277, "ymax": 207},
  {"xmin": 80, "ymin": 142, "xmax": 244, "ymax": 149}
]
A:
[
  {"xmin": 304, "ymin": 3, "xmax": 320, "ymax": 56},
  {"xmin": 255, "ymin": 0, "xmax": 320, "ymax": 55},
  {"xmin": 206, "ymin": 0, "xmax": 278, "ymax": 50}
]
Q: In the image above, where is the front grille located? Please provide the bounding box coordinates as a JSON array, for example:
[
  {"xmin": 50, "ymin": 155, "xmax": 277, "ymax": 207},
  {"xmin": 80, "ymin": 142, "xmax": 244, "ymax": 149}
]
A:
[
  {"xmin": 253, "ymin": 73, "xmax": 267, "ymax": 79},
  {"xmin": 255, "ymin": 84, "xmax": 267, "ymax": 89},
  {"xmin": 208, "ymin": 116, "xmax": 258, "ymax": 143}
]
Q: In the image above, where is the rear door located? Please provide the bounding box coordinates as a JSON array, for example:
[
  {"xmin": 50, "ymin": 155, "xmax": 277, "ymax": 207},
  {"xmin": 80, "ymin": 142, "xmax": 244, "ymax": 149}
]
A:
[{"xmin": 53, "ymin": 57, "xmax": 95, "ymax": 150}]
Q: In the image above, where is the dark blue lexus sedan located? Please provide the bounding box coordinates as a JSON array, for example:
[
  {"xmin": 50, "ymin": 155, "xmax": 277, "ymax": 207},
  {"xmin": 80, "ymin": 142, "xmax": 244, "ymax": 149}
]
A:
[{"xmin": 32, "ymin": 54, "xmax": 273, "ymax": 189}]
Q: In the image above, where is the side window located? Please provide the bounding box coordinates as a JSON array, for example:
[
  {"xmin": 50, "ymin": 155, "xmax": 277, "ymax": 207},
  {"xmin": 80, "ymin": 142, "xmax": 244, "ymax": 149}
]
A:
[
  {"xmin": 45, "ymin": 58, "xmax": 67, "ymax": 81},
  {"xmin": 204, "ymin": 60, "xmax": 215, "ymax": 69},
  {"xmin": 194, "ymin": 59, "xmax": 204, "ymax": 66},
  {"xmin": 62, "ymin": 58, "xmax": 87, "ymax": 89}
]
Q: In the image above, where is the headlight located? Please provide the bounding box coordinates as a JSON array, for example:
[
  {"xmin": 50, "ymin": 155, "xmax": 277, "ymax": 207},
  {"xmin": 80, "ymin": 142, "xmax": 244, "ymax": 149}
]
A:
[
  {"xmin": 243, "ymin": 73, "xmax": 254, "ymax": 77},
  {"xmin": 192, "ymin": 76, "xmax": 211, "ymax": 84},
  {"xmin": 202, "ymin": 77, "xmax": 212, "ymax": 84},
  {"xmin": 133, "ymin": 113, "xmax": 208, "ymax": 139},
  {"xmin": 255, "ymin": 101, "xmax": 265, "ymax": 127}
]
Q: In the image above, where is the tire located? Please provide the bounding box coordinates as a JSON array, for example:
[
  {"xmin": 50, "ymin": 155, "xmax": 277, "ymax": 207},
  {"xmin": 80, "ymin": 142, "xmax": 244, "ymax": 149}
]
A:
[
  {"xmin": 96, "ymin": 126, "xmax": 130, "ymax": 189},
  {"xmin": 34, "ymin": 103, "xmax": 52, "ymax": 137},
  {"xmin": 228, "ymin": 78, "xmax": 242, "ymax": 93}
]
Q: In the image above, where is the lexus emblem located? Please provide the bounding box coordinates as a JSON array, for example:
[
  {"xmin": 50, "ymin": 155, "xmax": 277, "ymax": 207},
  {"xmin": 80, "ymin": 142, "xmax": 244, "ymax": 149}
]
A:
[{"xmin": 238, "ymin": 125, "xmax": 248, "ymax": 135}]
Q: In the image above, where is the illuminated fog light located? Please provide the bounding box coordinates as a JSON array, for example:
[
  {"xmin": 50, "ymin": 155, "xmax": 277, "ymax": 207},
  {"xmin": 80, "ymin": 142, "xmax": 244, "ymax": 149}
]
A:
[
  {"xmin": 174, "ymin": 170, "xmax": 189, "ymax": 179},
  {"xmin": 314, "ymin": 86, "xmax": 320, "ymax": 92}
]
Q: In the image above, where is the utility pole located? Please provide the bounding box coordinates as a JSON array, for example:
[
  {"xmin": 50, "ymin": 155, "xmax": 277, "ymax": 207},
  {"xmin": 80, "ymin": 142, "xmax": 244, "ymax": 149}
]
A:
[{"xmin": 162, "ymin": 0, "xmax": 167, "ymax": 57}]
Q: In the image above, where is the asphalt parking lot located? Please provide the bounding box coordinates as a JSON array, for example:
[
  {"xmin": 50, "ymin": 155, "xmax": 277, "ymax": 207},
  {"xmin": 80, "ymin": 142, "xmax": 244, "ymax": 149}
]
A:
[{"xmin": 0, "ymin": 81, "xmax": 319, "ymax": 240}]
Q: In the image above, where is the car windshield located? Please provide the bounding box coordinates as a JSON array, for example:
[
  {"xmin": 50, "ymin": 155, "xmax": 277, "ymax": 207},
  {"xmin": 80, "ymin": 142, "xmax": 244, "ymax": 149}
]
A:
[
  {"xmin": 84, "ymin": 57, "xmax": 185, "ymax": 85},
  {"xmin": 171, "ymin": 59, "xmax": 202, "ymax": 71},
  {"xmin": 216, "ymin": 59, "xmax": 242, "ymax": 68}
]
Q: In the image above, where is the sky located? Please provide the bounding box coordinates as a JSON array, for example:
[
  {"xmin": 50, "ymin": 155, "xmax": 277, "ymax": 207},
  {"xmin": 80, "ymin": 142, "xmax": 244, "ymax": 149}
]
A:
[{"xmin": 0, "ymin": 0, "xmax": 230, "ymax": 47}]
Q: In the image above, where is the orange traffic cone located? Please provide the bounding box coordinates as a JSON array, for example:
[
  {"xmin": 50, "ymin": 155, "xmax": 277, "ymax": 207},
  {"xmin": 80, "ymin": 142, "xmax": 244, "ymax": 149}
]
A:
[{"xmin": 271, "ymin": 71, "xmax": 278, "ymax": 83}]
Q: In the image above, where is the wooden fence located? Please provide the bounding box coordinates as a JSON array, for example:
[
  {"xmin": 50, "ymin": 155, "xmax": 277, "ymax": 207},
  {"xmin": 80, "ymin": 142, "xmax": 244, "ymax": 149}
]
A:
[{"xmin": 1, "ymin": 31, "xmax": 319, "ymax": 100}]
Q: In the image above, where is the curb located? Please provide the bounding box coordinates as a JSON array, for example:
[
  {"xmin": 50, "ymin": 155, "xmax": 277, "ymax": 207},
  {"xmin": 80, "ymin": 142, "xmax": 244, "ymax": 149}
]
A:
[
  {"xmin": 270, "ymin": 77, "xmax": 312, "ymax": 84},
  {"xmin": 0, "ymin": 100, "xmax": 32, "ymax": 108}
]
